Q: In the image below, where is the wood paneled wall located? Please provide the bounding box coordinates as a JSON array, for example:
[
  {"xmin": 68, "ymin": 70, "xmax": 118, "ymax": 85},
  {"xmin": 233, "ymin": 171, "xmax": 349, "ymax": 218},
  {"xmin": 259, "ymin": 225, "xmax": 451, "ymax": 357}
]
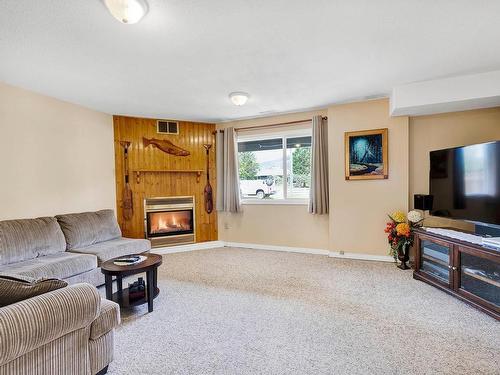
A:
[{"xmin": 113, "ymin": 116, "xmax": 217, "ymax": 242}]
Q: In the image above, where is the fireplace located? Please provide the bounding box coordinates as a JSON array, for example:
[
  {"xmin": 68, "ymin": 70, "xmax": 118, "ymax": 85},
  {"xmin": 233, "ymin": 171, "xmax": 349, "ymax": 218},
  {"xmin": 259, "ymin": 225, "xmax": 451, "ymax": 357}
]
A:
[
  {"xmin": 147, "ymin": 210, "xmax": 193, "ymax": 237},
  {"xmin": 144, "ymin": 196, "xmax": 195, "ymax": 247}
]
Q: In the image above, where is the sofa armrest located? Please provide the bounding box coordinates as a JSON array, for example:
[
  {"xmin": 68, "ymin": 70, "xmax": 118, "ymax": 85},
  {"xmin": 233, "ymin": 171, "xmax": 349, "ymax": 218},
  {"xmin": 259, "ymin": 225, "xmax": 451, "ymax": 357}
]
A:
[
  {"xmin": 90, "ymin": 298, "xmax": 121, "ymax": 340},
  {"xmin": 0, "ymin": 283, "xmax": 100, "ymax": 366}
]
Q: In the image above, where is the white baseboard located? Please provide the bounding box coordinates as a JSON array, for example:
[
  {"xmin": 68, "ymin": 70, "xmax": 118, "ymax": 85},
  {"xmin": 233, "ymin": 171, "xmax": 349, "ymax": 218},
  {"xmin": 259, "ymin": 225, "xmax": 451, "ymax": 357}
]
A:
[
  {"xmin": 151, "ymin": 241, "xmax": 224, "ymax": 254},
  {"xmin": 151, "ymin": 240, "xmax": 394, "ymax": 263},
  {"xmin": 328, "ymin": 251, "xmax": 395, "ymax": 263},
  {"xmin": 224, "ymin": 241, "xmax": 329, "ymax": 256}
]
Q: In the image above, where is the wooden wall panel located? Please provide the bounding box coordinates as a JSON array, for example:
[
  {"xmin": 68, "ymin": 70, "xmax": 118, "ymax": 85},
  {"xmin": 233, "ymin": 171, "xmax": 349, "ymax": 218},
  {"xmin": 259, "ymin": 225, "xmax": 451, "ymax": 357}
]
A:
[{"xmin": 113, "ymin": 116, "xmax": 217, "ymax": 242}]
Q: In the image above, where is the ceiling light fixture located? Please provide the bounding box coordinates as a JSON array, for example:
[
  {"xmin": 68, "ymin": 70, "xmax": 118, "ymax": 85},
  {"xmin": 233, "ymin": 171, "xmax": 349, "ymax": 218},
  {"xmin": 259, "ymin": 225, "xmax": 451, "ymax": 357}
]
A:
[
  {"xmin": 104, "ymin": 0, "xmax": 148, "ymax": 24},
  {"xmin": 229, "ymin": 92, "xmax": 250, "ymax": 106}
]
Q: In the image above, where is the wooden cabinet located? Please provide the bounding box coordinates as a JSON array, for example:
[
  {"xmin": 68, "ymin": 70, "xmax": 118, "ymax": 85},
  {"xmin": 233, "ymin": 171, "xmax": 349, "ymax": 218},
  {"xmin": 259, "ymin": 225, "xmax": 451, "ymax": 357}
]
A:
[{"xmin": 414, "ymin": 229, "xmax": 499, "ymax": 320}]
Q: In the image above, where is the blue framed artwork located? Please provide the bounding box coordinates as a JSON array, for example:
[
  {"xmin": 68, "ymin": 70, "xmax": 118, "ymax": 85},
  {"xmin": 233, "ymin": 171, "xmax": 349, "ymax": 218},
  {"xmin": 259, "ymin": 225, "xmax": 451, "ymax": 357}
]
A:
[{"xmin": 345, "ymin": 128, "xmax": 388, "ymax": 180}]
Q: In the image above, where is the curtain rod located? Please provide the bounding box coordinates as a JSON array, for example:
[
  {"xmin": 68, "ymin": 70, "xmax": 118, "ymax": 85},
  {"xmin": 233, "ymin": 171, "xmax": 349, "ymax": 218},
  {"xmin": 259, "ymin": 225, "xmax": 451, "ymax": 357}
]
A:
[{"xmin": 213, "ymin": 116, "xmax": 327, "ymax": 133}]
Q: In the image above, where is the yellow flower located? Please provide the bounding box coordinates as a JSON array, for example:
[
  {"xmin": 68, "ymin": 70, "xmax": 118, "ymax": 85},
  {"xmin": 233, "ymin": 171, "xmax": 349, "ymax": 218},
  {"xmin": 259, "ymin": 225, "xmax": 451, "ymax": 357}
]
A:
[
  {"xmin": 396, "ymin": 223, "xmax": 411, "ymax": 237},
  {"xmin": 392, "ymin": 211, "xmax": 406, "ymax": 223}
]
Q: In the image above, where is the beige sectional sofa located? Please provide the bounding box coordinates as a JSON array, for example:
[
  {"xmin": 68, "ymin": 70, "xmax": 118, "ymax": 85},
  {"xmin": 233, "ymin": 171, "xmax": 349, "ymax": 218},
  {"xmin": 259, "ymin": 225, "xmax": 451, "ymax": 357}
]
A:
[
  {"xmin": 0, "ymin": 210, "xmax": 151, "ymax": 286},
  {"xmin": 0, "ymin": 209, "xmax": 151, "ymax": 374}
]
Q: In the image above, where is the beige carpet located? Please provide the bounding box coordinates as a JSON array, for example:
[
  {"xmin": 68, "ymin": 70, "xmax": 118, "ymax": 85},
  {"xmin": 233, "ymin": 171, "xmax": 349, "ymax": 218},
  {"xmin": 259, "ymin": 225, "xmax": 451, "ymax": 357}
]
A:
[{"xmin": 102, "ymin": 248, "xmax": 499, "ymax": 374}]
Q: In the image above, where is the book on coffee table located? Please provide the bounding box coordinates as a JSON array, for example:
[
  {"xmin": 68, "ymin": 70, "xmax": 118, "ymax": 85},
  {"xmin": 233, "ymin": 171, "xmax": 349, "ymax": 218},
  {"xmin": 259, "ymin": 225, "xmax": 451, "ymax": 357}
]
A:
[{"xmin": 113, "ymin": 255, "xmax": 146, "ymax": 266}]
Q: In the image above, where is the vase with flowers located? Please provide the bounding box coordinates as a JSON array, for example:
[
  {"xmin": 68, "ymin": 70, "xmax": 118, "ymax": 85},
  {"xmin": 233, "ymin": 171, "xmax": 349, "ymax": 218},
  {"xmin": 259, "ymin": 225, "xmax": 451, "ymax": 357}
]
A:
[{"xmin": 385, "ymin": 210, "xmax": 423, "ymax": 269}]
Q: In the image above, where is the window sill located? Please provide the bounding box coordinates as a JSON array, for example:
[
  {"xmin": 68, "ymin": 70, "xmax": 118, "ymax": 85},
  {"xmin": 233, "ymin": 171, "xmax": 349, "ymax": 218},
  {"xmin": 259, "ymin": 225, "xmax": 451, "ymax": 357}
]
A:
[{"xmin": 241, "ymin": 199, "xmax": 308, "ymax": 206}]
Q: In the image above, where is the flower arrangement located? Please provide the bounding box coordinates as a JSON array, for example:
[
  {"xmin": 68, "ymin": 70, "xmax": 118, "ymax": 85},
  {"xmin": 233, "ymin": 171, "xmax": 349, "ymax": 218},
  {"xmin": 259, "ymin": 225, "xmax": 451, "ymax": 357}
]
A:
[{"xmin": 385, "ymin": 210, "xmax": 423, "ymax": 264}]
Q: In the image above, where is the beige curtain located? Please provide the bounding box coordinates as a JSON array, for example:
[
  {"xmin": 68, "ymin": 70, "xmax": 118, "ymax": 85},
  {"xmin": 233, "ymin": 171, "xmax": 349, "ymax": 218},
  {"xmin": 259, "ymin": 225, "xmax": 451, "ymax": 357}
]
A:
[
  {"xmin": 216, "ymin": 127, "xmax": 241, "ymax": 213},
  {"xmin": 308, "ymin": 116, "xmax": 329, "ymax": 214}
]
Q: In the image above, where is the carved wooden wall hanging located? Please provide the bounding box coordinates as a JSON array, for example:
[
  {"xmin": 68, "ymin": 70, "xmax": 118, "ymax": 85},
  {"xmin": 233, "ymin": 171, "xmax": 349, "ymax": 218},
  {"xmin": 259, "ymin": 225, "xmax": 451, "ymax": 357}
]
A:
[{"xmin": 143, "ymin": 137, "xmax": 190, "ymax": 156}]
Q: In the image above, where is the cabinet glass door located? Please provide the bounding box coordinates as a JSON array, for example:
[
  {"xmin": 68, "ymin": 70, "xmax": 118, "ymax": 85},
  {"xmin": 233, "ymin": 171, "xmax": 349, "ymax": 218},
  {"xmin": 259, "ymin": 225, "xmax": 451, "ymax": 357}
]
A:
[
  {"xmin": 420, "ymin": 240, "xmax": 450, "ymax": 283},
  {"xmin": 460, "ymin": 252, "xmax": 500, "ymax": 308}
]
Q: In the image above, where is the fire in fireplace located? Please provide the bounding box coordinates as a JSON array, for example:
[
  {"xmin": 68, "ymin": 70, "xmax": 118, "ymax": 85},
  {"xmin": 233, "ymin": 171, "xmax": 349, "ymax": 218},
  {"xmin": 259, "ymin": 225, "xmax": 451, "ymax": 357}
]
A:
[
  {"xmin": 147, "ymin": 210, "xmax": 193, "ymax": 236},
  {"xmin": 144, "ymin": 196, "xmax": 195, "ymax": 247}
]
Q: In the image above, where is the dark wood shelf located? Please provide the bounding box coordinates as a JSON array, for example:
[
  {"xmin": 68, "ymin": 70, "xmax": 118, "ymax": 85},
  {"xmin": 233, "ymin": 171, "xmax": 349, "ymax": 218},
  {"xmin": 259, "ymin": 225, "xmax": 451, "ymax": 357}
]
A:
[
  {"xmin": 462, "ymin": 268, "xmax": 500, "ymax": 288},
  {"xmin": 422, "ymin": 253, "xmax": 449, "ymax": 267},
  {"xmin": 415, "ymin": 227, "xmax": 499, "ymax": 256},
  {"xmin": 414, "ymin": 229, "xmax": 499, "ymax": 321},
  {"xmin": 420, "ymin": 267, "xmax": 449, "ymax": 283},
  {"xmin": 414, "ymin": 271, "xmax": 499, "ymax": 320},
  {"xmin": 111, "ymin": 287, "xmax": 160, "ymax": 308}
]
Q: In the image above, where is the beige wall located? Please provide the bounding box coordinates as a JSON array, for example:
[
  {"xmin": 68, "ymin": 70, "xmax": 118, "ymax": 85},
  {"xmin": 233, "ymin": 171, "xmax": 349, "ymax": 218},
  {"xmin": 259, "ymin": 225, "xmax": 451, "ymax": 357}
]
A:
[
  {"xmin": 219, "ymin": 205, "xmax": 329, "ymax": 249},
  {"xmin": 217, "ymin": 110, "xmax": 330, "ymax": 250},
  {"xmin": 0, "ymin": 82, "xmax": 116, "ymax": 220},
  {"xmin": 409, "ymin": 107, "xmax": 500, "ymax": 229},
  {"xmin": 218, "ymin": 101, "xmax": 411, "ymax": 255},
  {"xmin": 3, "ymin": 80, "xmax": 497, "ymax": 252},
  {"xmin": 328, "ymin": 99, "xmax": 409, "ymax": 255},
  {"xmin": 216, "ymin": 100, "xmax": 500, "ymax": 256}
]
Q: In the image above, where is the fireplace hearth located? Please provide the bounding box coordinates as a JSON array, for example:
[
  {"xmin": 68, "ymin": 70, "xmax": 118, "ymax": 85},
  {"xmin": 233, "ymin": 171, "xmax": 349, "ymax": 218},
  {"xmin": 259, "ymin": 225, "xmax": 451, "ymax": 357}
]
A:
[{"xmin": 144, "ymin": 196, "xmax": 195, "ymax": 247}]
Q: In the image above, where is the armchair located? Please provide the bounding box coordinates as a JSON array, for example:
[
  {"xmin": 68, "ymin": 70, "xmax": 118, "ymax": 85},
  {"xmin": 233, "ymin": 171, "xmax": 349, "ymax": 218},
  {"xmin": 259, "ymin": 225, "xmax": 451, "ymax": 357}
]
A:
[{"xmin": 0, "ymin": 283, "xmax": 120, "ymax": 375}]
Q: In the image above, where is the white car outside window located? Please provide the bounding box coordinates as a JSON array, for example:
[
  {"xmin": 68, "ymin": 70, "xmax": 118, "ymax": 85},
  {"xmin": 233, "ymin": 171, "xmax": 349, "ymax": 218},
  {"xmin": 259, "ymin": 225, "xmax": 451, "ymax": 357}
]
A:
[{"xmin": 240, "ymin": 177, "xmax": 276, "ymax": 199}]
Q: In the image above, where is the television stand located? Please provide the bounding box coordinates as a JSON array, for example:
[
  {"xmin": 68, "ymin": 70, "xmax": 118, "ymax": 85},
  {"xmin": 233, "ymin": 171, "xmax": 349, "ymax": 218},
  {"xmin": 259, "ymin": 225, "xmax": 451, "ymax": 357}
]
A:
[{"xmin": 413, "ymin": 227, "xmax": 499, "ymax": 320}]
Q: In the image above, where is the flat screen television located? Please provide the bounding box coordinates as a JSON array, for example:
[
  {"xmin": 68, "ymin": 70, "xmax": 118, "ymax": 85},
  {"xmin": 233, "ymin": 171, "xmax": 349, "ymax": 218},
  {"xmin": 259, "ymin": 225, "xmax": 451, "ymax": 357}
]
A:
[{"xmin": 429, "ymin": 140, "xmax": 500, "ymax": 227}]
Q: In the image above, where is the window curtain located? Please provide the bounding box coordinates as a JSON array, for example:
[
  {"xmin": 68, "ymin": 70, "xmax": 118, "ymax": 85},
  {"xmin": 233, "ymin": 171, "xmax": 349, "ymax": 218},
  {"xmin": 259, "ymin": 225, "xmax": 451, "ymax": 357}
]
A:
[
  {"xmin": 216, "ymin": 127, "xmax": 241, "ymax": 213},
  {"xmin": 308, "ymin": 116, "xmax": 329, "ymax": 214}
]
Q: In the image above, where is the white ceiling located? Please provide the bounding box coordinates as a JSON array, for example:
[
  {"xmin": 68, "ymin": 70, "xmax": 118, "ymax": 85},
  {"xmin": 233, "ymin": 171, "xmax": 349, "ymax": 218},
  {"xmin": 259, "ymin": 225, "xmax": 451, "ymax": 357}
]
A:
[{"xmin": 1, "ymin": 1, "xmax": 500, "ymax": 123}]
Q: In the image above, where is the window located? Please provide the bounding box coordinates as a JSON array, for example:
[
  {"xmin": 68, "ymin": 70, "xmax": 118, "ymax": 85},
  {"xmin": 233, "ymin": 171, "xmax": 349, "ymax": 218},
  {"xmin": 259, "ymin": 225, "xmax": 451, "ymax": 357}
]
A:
[{"xmin": 237, "ymin": 129, "xmax": 312, "ymax": 203}]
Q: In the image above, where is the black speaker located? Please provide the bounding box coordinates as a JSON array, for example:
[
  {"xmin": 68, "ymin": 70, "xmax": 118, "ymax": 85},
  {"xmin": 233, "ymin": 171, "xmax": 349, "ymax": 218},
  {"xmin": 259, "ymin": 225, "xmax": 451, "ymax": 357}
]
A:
[{"xmin": 414, "ymin": 194, "xmax": 433, "ymax": 211}]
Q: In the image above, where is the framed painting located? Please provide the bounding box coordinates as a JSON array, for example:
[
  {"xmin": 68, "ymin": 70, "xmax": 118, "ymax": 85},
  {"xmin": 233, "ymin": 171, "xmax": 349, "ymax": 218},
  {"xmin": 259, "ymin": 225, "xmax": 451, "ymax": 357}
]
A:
[{"xmin": 345, "ymin": 128, "xmax": 388, "ymax": 180}]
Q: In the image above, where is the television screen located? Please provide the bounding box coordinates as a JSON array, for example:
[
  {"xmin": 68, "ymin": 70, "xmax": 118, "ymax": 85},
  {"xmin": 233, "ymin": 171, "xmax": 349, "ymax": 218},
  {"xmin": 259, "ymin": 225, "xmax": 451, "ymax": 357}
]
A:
[{"xmin": 429, "ymin": 141, "xmax": 500, "ymax": 226}]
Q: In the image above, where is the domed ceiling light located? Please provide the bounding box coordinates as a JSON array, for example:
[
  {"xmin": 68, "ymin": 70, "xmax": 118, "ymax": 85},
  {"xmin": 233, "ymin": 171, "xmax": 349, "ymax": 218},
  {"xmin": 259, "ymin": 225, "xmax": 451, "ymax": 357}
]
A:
[
  {"xmin": 104, "ymin": 0, "xmax": 148, "ymax": 24},
  {"xmin": 229, "ymin": 92, "xmax": 250, "ymax": 106}
]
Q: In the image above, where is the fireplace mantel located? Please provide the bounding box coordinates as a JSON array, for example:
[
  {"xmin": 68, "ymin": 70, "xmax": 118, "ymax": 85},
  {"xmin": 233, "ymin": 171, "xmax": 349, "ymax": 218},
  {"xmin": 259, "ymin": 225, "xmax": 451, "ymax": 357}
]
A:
[{"xmin": 133, "ymin": 169, "xmax": 204, "ymax": 184}]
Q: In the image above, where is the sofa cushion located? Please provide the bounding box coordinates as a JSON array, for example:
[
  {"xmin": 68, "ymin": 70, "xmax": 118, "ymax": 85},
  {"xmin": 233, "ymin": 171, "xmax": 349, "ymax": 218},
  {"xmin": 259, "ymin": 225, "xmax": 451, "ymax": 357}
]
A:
[
  {"xmin": 0, "ymin": 217, "xmax": 66, "ymax": 266},
  {"xmin": 0, "ymin": 274, "xmax": 67, "ymax": 307},
  {"xmin": 69, "ymin": 238, "xmax": 151, "ymax": 265},
  {"xmin": 90, "ymin": 299, "xmax": 121, "ymax": 340},
  {"xmin": 0, "ymin": 252, "xmax": 97, "ymax": 280},
  {"xmin": 56, "ymin": 210, "xmax": 122, "ymax": 250}
]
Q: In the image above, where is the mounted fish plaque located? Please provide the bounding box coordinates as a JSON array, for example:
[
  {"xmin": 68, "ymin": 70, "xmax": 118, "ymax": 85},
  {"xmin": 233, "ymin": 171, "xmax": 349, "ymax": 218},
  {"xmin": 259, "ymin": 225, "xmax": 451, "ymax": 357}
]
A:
[{"xmin": 143, "ymin": 137, "xmax": 190, "ymax": 156}]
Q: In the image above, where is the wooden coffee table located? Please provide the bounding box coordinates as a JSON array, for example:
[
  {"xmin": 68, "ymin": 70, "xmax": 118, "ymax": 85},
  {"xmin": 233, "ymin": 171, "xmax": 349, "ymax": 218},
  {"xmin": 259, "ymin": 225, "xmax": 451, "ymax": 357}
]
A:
[{"xmin": 101, "ymin": 253, "xmax": 162, "ymax": 313}]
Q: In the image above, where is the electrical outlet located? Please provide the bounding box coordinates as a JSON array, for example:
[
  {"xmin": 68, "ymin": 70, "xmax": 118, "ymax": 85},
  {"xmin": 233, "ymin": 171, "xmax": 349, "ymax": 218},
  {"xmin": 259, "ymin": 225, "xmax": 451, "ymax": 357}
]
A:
[
  {"xmin": 224, "ymin": 223, "xmax": 230, "ymax": 230},
  {"xmin": 339, "ymin": 250, "xmax": 344, "ymax": 255}
]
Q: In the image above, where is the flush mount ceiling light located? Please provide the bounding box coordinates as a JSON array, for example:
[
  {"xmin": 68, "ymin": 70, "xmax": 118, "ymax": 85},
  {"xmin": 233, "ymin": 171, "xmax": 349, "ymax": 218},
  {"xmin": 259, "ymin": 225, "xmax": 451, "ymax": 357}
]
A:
[
  {"xmin": 229, "ymin": 92, "xmax": 250, "ymax": 106},
  {"xmin": 104, "ymin": 0, "xmax": 148, "ymax": 24}
]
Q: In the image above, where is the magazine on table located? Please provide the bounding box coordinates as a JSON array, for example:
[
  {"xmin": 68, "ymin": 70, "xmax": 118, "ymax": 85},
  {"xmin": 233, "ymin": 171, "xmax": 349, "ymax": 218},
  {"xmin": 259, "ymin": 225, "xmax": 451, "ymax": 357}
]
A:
[{"xmin": 113, "ymin": 255, "xmax": 146, "ymax": 266}]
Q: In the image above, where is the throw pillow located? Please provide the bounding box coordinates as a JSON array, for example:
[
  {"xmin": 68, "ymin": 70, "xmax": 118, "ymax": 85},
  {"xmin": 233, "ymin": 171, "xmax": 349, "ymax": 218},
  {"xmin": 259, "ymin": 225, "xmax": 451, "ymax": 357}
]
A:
[{"xmin": 0, "ymin": 273, "xmax": 68, "ymax": 307}]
